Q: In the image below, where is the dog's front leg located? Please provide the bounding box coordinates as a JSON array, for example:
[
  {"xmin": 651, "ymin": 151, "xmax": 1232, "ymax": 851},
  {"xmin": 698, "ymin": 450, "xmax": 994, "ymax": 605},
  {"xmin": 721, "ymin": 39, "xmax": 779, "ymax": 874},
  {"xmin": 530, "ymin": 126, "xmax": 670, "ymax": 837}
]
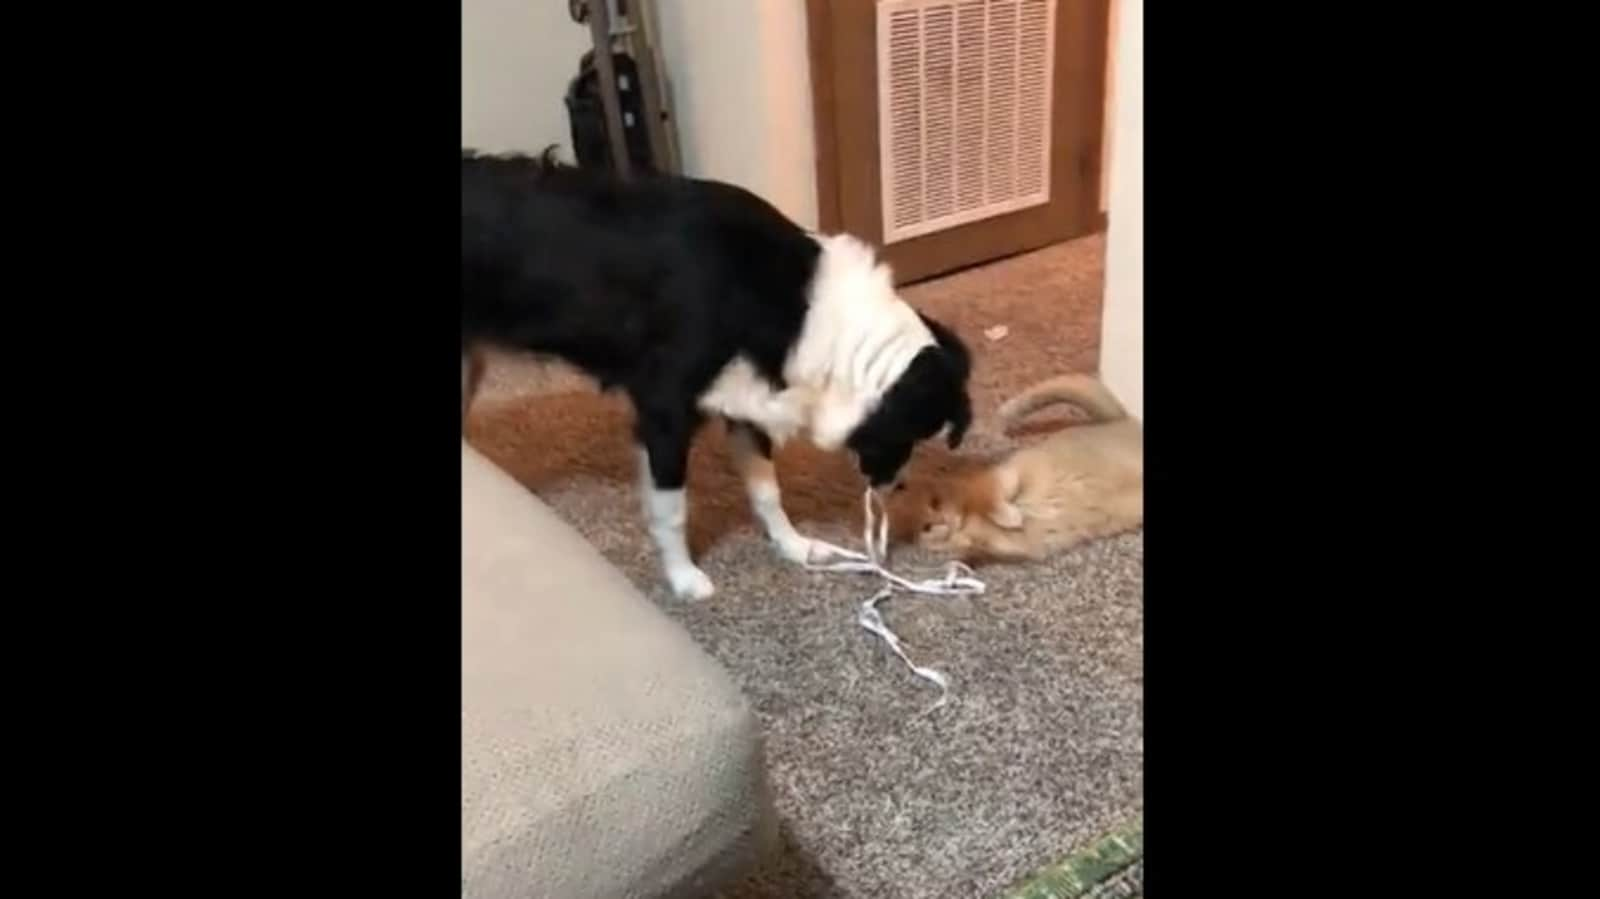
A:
[
  {"xmin": 637, "ymin": 413, "xmax": 716, "ymax": 601},
  {"xmin": 726, "ymin": 419, "xmax": 825, "ymax": 565}
]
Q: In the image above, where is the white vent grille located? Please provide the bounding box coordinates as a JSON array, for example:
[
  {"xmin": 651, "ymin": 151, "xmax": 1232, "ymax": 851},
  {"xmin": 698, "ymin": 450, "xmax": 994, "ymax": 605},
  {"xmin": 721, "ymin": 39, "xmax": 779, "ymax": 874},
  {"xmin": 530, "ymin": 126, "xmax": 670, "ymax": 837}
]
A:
[{"xmin": 877, "ymin": 0, "xmax": 1056, "ymax": 244}]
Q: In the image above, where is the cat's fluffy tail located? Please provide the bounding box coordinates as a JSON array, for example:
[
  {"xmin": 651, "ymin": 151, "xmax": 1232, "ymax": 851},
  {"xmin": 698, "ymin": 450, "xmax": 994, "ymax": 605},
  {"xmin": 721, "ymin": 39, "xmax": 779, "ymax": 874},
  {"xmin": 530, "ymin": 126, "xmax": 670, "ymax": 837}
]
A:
[{"xmin": 997, "ymin": 373, "xmax": 1128, "ymax": 428}]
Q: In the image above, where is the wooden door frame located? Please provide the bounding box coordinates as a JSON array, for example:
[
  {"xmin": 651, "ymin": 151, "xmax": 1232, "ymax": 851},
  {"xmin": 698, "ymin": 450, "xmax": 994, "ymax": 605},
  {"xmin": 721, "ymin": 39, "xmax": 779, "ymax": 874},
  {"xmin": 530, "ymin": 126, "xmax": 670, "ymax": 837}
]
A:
[
  {"xmin": 805, "ymin": 0, "xmax": 1112, "ymax": 284},
  {"xmin": 806, "ymin": 0, "xmax": 847, "ymax": 235}
]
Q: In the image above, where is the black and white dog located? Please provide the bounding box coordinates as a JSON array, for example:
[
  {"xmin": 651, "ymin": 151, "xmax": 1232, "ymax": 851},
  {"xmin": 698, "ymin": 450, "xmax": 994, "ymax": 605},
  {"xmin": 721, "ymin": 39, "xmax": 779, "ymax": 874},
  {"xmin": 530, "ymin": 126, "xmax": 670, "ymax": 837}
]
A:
[{"xmin": 462, "ymin": 150, "xmax": 972, "ymax": 600}]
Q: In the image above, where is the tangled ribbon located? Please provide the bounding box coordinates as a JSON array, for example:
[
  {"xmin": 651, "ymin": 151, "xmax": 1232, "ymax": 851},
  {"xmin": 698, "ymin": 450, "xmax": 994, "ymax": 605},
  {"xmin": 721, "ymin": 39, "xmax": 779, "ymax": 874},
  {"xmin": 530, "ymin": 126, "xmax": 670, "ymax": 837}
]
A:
[{"xmin": 802, "ymin": 488, "xmax": 986, "ymax": 709}]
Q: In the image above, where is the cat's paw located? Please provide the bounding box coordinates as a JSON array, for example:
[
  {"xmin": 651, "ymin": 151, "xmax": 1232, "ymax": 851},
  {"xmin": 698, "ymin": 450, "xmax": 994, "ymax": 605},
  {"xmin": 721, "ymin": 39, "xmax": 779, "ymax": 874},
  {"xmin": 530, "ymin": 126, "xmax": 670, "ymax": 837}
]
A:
[{"xmin": 988, "ymin": 501, "xmax": 1025, "ymax": 529}]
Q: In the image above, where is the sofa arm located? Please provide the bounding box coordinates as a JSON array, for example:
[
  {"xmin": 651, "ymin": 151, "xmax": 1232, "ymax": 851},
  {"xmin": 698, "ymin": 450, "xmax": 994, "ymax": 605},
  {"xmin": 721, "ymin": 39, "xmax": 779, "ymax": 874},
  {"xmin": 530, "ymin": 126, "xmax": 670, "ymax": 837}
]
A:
[{"xmin": 461, "ymin": 442, "xmax": 774, "ymax": 898}]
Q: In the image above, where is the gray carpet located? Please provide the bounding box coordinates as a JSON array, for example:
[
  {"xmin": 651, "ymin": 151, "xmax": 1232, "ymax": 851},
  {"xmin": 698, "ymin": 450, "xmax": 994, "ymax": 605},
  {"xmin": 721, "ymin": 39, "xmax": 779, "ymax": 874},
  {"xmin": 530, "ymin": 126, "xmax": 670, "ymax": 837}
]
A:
[
  {"xmin": 537, "ymin": 474, "xmax": 1142, "ymax": 898},
  {"xmin": 467, "ymin": 237, "xmax": 1143, "ymax": 898}
]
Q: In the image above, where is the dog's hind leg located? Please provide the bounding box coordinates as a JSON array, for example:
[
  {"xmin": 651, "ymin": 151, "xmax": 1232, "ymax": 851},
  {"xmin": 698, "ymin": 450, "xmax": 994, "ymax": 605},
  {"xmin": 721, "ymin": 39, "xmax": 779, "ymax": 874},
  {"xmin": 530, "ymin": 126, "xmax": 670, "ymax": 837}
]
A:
[
  {"xmin": 461, "ymin": 345, "xmax": 487, "ymax": 426},
  {"xmin": 636, "ymin": 407, "xmax": 715, "ymax": 601}
]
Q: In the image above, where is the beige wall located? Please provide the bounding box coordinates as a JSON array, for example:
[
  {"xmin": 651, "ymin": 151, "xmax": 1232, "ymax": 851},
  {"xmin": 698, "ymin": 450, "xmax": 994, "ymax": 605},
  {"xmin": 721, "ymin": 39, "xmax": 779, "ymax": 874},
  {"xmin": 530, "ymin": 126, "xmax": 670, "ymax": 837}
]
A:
[
  {"xmin": 654, "ymin": 1, "xmax": 820, "ymax": 229},
  {"xmin": 461, "ymin": 0, "xmax": 589, "ymax": 155},
  {"xmin": 1100, "ymin": 0, "xmax": 1142, "ymax": 420},
  {"xmin": 461, "ymin": 0, "xmax": 820, "ymax": 229}
]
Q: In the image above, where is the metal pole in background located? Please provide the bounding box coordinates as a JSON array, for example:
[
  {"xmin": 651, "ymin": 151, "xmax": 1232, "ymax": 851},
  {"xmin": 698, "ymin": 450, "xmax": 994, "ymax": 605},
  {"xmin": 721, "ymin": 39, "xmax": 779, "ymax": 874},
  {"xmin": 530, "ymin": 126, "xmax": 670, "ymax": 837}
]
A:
[
  {"xmin": 624, "ymin": 0, "xmax": 680, "ymax": 174},
  {"xmin": 583, "ymin": 0, "xmax": 632, "ymax": 180}
]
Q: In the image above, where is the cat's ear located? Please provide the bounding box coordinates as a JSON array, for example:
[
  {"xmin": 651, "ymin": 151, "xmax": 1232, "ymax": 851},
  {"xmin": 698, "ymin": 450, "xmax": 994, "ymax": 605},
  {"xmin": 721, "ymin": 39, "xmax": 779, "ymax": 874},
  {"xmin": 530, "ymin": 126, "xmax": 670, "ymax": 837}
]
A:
[{"xmin": 987, "ymin": 501, "xmax": 1024, "ymax": 530}]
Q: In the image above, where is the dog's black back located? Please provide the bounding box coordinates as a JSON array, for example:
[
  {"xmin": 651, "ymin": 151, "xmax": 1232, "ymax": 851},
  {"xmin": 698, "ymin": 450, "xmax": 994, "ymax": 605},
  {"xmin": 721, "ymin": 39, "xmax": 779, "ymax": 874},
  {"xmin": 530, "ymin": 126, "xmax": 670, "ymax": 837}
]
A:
[
  {"xmin": 461, "ymin": 149, "xmax": 970, "ymax": 488},
  {"xmin": 462, "ymin": 149, "xmax": 816, "ymax": 395}
]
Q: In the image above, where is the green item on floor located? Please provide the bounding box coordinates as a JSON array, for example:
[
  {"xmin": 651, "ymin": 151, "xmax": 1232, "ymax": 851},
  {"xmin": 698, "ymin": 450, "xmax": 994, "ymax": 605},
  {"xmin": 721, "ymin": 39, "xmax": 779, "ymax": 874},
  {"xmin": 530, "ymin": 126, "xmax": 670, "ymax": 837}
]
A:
[{"xmin": 999, "ymin": 819, "xmax": 1143, "ymax": 899}]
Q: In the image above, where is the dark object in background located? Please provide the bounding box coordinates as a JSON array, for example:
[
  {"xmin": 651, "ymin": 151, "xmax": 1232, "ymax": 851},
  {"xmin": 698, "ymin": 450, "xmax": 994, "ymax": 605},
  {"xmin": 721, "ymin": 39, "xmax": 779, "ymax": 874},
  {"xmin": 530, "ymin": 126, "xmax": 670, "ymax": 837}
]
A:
[
  {"xmin": 566, "ymin": 0, "xmax": 679, "ymax": 180},
  {"xmin": 566, "ymin": 49, "xmax": 657, "ymax": 175}
]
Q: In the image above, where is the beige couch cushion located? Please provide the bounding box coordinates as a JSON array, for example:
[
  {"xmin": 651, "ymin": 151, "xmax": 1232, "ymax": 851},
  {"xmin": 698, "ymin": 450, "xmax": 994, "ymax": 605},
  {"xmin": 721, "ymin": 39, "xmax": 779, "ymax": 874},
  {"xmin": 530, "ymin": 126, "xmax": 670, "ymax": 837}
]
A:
[{"xmin": 461, "ymin": 442, "xmax": 772, "ymax": 898}]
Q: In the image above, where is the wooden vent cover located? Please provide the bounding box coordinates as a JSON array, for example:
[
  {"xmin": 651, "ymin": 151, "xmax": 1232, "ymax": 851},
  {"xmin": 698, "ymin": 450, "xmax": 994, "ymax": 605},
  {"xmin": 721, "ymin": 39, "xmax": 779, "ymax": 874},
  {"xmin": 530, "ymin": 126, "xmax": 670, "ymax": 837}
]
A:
[{"xmin": 877, "ymin": 0, "xmax": 1057, "ymax": 244}]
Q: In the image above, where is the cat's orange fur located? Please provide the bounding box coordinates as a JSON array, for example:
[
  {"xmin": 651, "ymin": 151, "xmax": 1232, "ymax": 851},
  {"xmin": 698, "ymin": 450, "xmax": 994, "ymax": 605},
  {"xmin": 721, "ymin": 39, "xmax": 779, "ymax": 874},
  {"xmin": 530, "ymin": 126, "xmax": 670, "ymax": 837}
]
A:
[{"xmin": 888, "ymin": 374, "xmax": 1142, "ymax": 564}]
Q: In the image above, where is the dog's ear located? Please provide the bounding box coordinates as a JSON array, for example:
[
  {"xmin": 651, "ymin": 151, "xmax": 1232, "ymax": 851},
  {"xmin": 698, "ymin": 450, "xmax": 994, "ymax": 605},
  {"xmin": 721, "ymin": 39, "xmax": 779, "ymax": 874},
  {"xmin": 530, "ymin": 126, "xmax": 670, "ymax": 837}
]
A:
[
  {"xmin": 918, "ymin": 314, "xmax": 974, "ymax": 449},
  {"xmin": 946, "ymin": 393, "xmax": 971, "ymax": 448},
  {"xmin": 920, "ymin": 314, "xmax": 972, "ymax": 379}
]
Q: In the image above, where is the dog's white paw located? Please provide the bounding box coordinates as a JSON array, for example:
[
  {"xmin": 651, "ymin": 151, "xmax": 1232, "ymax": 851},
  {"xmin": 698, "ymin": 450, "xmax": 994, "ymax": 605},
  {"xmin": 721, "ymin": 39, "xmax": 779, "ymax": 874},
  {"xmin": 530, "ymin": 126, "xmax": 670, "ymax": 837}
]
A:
[
  {"xmin": 774, "ymin": 534, "xmax": 818, "ymax": 565},
  {"xmin": 668, "ymin": 565, "xmax": 716, "ymax": 601},
  {"xmin": 777, "ymin": 534, "xmax": 868, "ymax": 566}
]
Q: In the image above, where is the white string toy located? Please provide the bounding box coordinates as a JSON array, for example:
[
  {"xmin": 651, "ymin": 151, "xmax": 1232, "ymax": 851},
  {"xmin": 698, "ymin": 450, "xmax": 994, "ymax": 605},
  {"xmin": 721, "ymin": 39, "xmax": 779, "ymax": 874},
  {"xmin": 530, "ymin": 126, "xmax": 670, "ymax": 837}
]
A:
[{"xmin": 803, "ymin": 488, "xmax": 986, "ymax": 709}]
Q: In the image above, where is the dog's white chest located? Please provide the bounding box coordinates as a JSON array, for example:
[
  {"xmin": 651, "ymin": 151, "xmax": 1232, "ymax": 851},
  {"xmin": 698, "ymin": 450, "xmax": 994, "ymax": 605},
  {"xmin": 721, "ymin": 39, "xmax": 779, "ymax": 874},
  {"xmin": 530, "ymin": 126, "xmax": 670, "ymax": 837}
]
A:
[{"xmin": 697, "ymin": 358, "xmax": 810, "ymax": 444}]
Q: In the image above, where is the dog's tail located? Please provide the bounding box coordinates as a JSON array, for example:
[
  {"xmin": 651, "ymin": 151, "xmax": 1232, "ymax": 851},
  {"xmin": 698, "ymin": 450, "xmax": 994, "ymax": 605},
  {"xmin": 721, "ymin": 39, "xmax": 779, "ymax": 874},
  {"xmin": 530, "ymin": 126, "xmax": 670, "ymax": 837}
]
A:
[
  {"xmin": 461, "ymin": 144, "xmax": 569, "ymax": 177},
  {"xmin": 996, "ymin": 373, "xmax": 1128, "ymax": 429}
]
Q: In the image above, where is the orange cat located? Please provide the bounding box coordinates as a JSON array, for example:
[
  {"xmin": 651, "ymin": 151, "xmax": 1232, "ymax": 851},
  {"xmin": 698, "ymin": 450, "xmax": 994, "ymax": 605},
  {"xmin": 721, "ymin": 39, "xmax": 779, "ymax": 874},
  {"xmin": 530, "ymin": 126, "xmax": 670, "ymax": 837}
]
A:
[{"xmin": 890, "ymin": 374, "xmax": 1142, "ymax": 563}]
